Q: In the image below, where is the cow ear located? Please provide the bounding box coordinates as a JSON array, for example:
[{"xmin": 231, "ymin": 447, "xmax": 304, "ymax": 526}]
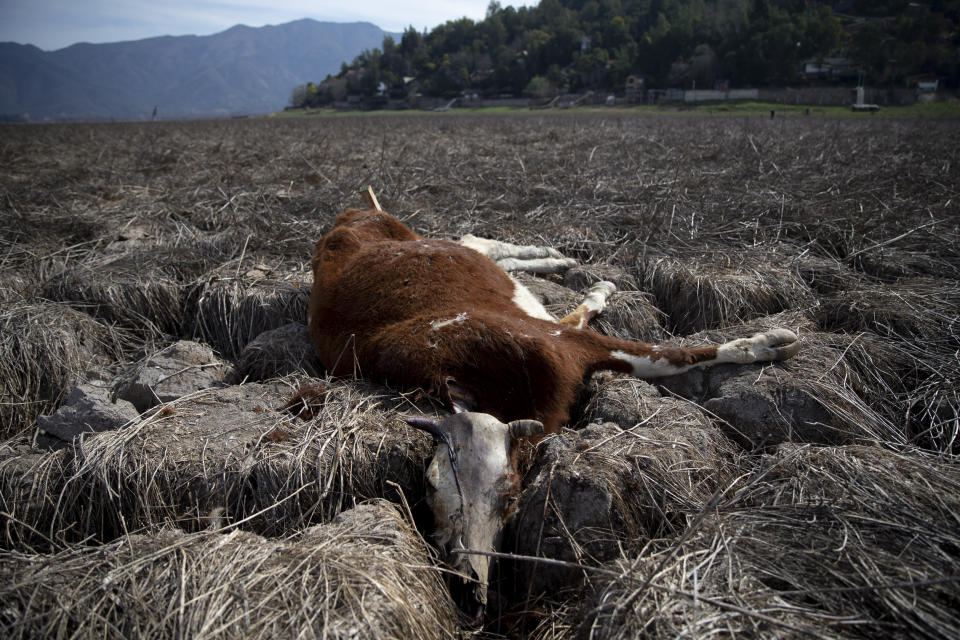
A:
[
  {"xmin": 508, "ymin": 419, "xmax": 544, "ymax": 441},
  {"xmin": 439, "ymin": 377, "xmax": 476, "ymax": 414},
  {"xmin": 404, "ymin": 416, "xmax": 446, "ymax": 441}
]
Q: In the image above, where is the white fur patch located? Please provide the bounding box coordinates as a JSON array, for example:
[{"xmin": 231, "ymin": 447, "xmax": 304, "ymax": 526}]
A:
[
  {"xmin": 459, "ymin": 234, "xmax": 562, "ymax": 261},
  {"xmin": 458, "ymin": 234, "xmax": 503, "ymax": 259},
  {"xmin": 581, "ymin": 281, "xmax": 616, "ymax": 313},
  {"xmin": 459, "ymin": 234, "xmax": 576, "ymax": 274},
  {"xmin": 511, "ymin": 277, "xmax": 555, "ymax": 322},
  {"xmin": 430, "ymin": 312, "xmax": 469, "ymax": 330},
  {"xmin": 496, "ymin": 256, "xmax": 577, "ymax": 274},
  {"xmin": 610, "ymin": 350, "xmax": 685, "ymax": 377}
]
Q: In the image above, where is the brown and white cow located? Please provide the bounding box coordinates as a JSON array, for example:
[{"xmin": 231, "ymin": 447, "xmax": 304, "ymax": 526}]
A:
[{"xmin": 307, "ymin": 197, "xmax": 799, "ymax": 617}]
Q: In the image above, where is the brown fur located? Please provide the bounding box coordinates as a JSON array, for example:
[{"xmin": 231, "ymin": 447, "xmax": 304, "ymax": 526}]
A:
[
  {"xmin": 279, "ymin": 384, "xmax": 328, "ymax": 421},
  {"xmin": 308, "ymin": 209, "xmax": 720, "ymax": 434}
]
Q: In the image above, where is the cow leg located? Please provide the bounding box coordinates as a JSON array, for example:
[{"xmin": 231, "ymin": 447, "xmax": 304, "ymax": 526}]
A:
[
  {"xmin": 714, "ymin": 329, "xmax": 802, "ymax": 364},
  {"xmin": 599, "ymin": 329, "xmax": 801, "ymax": 378},
  {"xmin": 558, "ymin": 281, "xmax": 617, "ymax": 330},
  {"xmin": 459, "ymin": 234, "xmax": 577, "ymax": 274},
  {"xmin": 494, "ymin": 256, "xmax": 578, "ymax": 274}
]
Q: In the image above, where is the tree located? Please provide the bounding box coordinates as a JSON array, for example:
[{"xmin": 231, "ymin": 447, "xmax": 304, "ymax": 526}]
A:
[
  {"xmin": 289, "ymin": 84, "xmax": 307, "ymax": 108},
  {"xmin": 689, "ymin": 43, "xmax": 719, "ymax": 87},
  {"xmin": 298, "ymin": 0, "xmax": 959, "ymax": 103},
  {"xmin": 604, "ymin": 15, "xmax": 630, "ymax": 49},
  {"xmin": 798, "ymin": 6, "xmax": 842, "ymax": 61},
  {"xmin": 525, "ymin": 75, "xmax": 555, "ymax": 97}
]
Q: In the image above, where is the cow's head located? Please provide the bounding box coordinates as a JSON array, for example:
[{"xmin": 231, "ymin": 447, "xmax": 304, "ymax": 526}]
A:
[{"xmin": 406, "ymin": 412, "xmax": 543, "ymax": 623}]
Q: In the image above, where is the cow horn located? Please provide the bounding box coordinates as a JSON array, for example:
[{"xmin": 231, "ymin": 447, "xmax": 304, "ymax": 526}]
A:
[
  {"xmin": 508, "ymin": 419, "xmax": 544, "ymax": 440},
  {"xmin": 404, "ymin": 416, "xmax": 446, "ymax": 441}
]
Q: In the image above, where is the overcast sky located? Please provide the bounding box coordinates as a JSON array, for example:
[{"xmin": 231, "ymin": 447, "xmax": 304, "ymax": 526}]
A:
[{"xmin": 1, "ymin": 0, "xmax": 538, "ymax": 51}]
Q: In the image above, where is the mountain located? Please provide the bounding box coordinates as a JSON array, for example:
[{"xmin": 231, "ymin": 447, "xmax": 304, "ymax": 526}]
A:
[{"xmin": 0, "ymin": 19, "xmax": 394, "ymax": 121}]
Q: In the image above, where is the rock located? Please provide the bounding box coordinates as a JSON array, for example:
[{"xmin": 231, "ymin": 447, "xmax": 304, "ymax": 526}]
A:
[
  {"xmin": 651, "ymin": 315, "xmax": 868, "ymax": 449},
  {"xmin": 655, "ymin": 333, "xmax": 855, "ymax": 449},
  {"xmin": 114, "ymin": 340, "xmax": 235, "ymax": 412},
  {"xmin": 657, "ymin": 361, "xmax": 836, "ymax": 448},
  {"xmin": 702, "ymin": 369, "xmax": 834, "ymax": 447},
  {"xmin": 237, "ymin": 322, "xmax": 322, "ymax": 381},
  {"xmin": 36, "ymin": 384, "xmax": 140, "ymax": 449}
]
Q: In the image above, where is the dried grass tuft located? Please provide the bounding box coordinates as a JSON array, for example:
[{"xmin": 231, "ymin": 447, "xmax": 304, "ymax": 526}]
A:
[
  {"xmin": 0, "ymin": 500, "xmax": 458, "ymax": 640},
  {"xmin": 237, "ymin": 322, "xmax": 322, "ymax": 381},
  {"xmin": 814, "ymin": 278, "xmax": 959, "ymax": 452},
  {"xmin": 0, "ymin": 378, "xmax": 434, "ymax": 547},
  {"xmin": 816, "ymin": 277, "xmax": 959, "ymax": 343},
  {"xmin": 0, "ymin": 301, "xmax": 135, "ymax": 438},
  {"xmin": 593, "ymin": 291, "xmax": 666, "ymax": 341},
  {"xmin": 41, "ymin": 247, "xmax": 228, "ymax": 339},
  {"xmin": 0, "ymin": 271, "xmax": 32, "ymax": 305},
  {"xmin": 187, "ymin": 259, "xmax": 311, "ymax": 359},
  {"xmin": 505, "ymin": 401, "xmax": 738, "ymax": 599},
  {"xmin": 576, "ymin": 444, "xmax": 960, "ymax": 640},
  {"xmin": 639, "ymin": 248, "xmax": 815, "ymax": 335},
  {"xmin": 668, "ymin": 312, "xmax": 921, "ymax": 447},
  {"xmin": 0, "ymin": 440, "xmax": 72, "ymax": 551}
]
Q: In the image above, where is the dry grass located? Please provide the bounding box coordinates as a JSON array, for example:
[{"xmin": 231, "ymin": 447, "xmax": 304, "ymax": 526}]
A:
[
  {"xmin": 575, "ymin": 444, "xmax": 960, "ymax": 640},
  {"xmin": 503, "ymin": 403, "xmax": 739, "ymax": 606},
  {"xmin": 237, "ymin": 322, "xmax": 322, "ymax": 381},
  {"xmin": 0, "ymin": 377, "xmax": 434, "ymax": 549},
  {"xmin": 41, "ymin": 245, "xmax": 231, "ymax": 339},
  {"xmin": 187, "ymin": 259, "xmax": 312, "ymax": 359},
  {"xmin": 668, "ymin": 310, "xmax": 956, "ymax": 451},
  {"xmin": 639, "ymin": 247, "xmax": 816, "ymax": 335},
  {"xmin": 0, "ymin": 500, "xmax": 458, "ymax": 640},
  {"xmin": 0, "ymin": 301, "xmax": 135, "ymax": 438},
  {"xmin": 515, "ymin": 272, "xmax": 665, "ymax": 341},
  {"xmin": 0, "ymin": 114, "xmax": 958, "ymax": 637}
]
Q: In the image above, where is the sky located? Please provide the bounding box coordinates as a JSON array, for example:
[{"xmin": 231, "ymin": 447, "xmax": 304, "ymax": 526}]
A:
[{"xmin": 0, "ymin": 0, "xmax": 538, "ymax": 51}]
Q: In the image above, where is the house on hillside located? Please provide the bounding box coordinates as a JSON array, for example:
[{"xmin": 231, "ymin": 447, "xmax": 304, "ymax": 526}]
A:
[
  {"xmin": 803, "ymin": 57, "xmax": 857, "ymax": 80},
  {"xmin": 625, "ymin": 75, "xmax": 644, "ymax": 102},
  {"xmin": 906, "ymin": 74, "xmax": 940, "ymax": 93}
]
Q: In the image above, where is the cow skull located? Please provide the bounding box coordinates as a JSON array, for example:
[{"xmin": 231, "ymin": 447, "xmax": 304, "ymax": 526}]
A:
[{"xmin": 406, "ymin": 412, "xmax": 543, "ymax": 621}]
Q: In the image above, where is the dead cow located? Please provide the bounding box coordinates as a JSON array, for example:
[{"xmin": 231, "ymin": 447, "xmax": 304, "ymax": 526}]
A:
[{"xmin": 307, "ymin": 194, "xmax": 800, "ymax": 615}]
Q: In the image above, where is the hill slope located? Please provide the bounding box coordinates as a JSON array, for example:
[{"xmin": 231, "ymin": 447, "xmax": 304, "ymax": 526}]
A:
[{"xmin": 0, "ymin": 19, "xmax": 392, "ymax": 121}]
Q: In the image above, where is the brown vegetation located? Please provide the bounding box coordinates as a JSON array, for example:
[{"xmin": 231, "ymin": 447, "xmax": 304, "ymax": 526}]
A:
[{"xmin": 1, "ymin": 113, "xmax": 958, "ymax": 638}]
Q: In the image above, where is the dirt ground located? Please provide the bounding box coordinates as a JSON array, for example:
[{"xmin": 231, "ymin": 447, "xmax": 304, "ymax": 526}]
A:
[{"xmin": 1, "ymin": 112, "xmax": 958, "ymax": 638}]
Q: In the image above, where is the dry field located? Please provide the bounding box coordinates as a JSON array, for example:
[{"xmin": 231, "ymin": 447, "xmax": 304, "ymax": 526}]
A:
[{"xmin": 1, "ymin": 111, "xmax": 959, "ymax": 638}]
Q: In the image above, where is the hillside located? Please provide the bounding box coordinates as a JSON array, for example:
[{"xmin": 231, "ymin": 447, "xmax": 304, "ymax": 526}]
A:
[
  {"xmin": 301, "ymin": 0, "xmax": 960, "ymax": 104},
  {"xmin": 0, "ymin": 19, "xmax": 393, "ymax": 121}
]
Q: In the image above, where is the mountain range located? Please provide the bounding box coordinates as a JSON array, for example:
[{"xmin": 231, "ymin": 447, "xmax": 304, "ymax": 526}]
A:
[{"xmin": 0, "ymin": 19, "xmax": 394, "ymax": 121}]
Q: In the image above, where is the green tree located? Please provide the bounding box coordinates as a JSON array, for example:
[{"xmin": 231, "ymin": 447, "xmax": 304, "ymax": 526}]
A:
[
  {"xmin": 604, "ymin": 15, "xmax": 630, "ymax": 48},
  {"xmin": 301, "ymin": 0, "xmax": 959, "ymax": 104},
  {"xmin": 525, "ymin": 75, "xmax": 555, "ymax": 97}
]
